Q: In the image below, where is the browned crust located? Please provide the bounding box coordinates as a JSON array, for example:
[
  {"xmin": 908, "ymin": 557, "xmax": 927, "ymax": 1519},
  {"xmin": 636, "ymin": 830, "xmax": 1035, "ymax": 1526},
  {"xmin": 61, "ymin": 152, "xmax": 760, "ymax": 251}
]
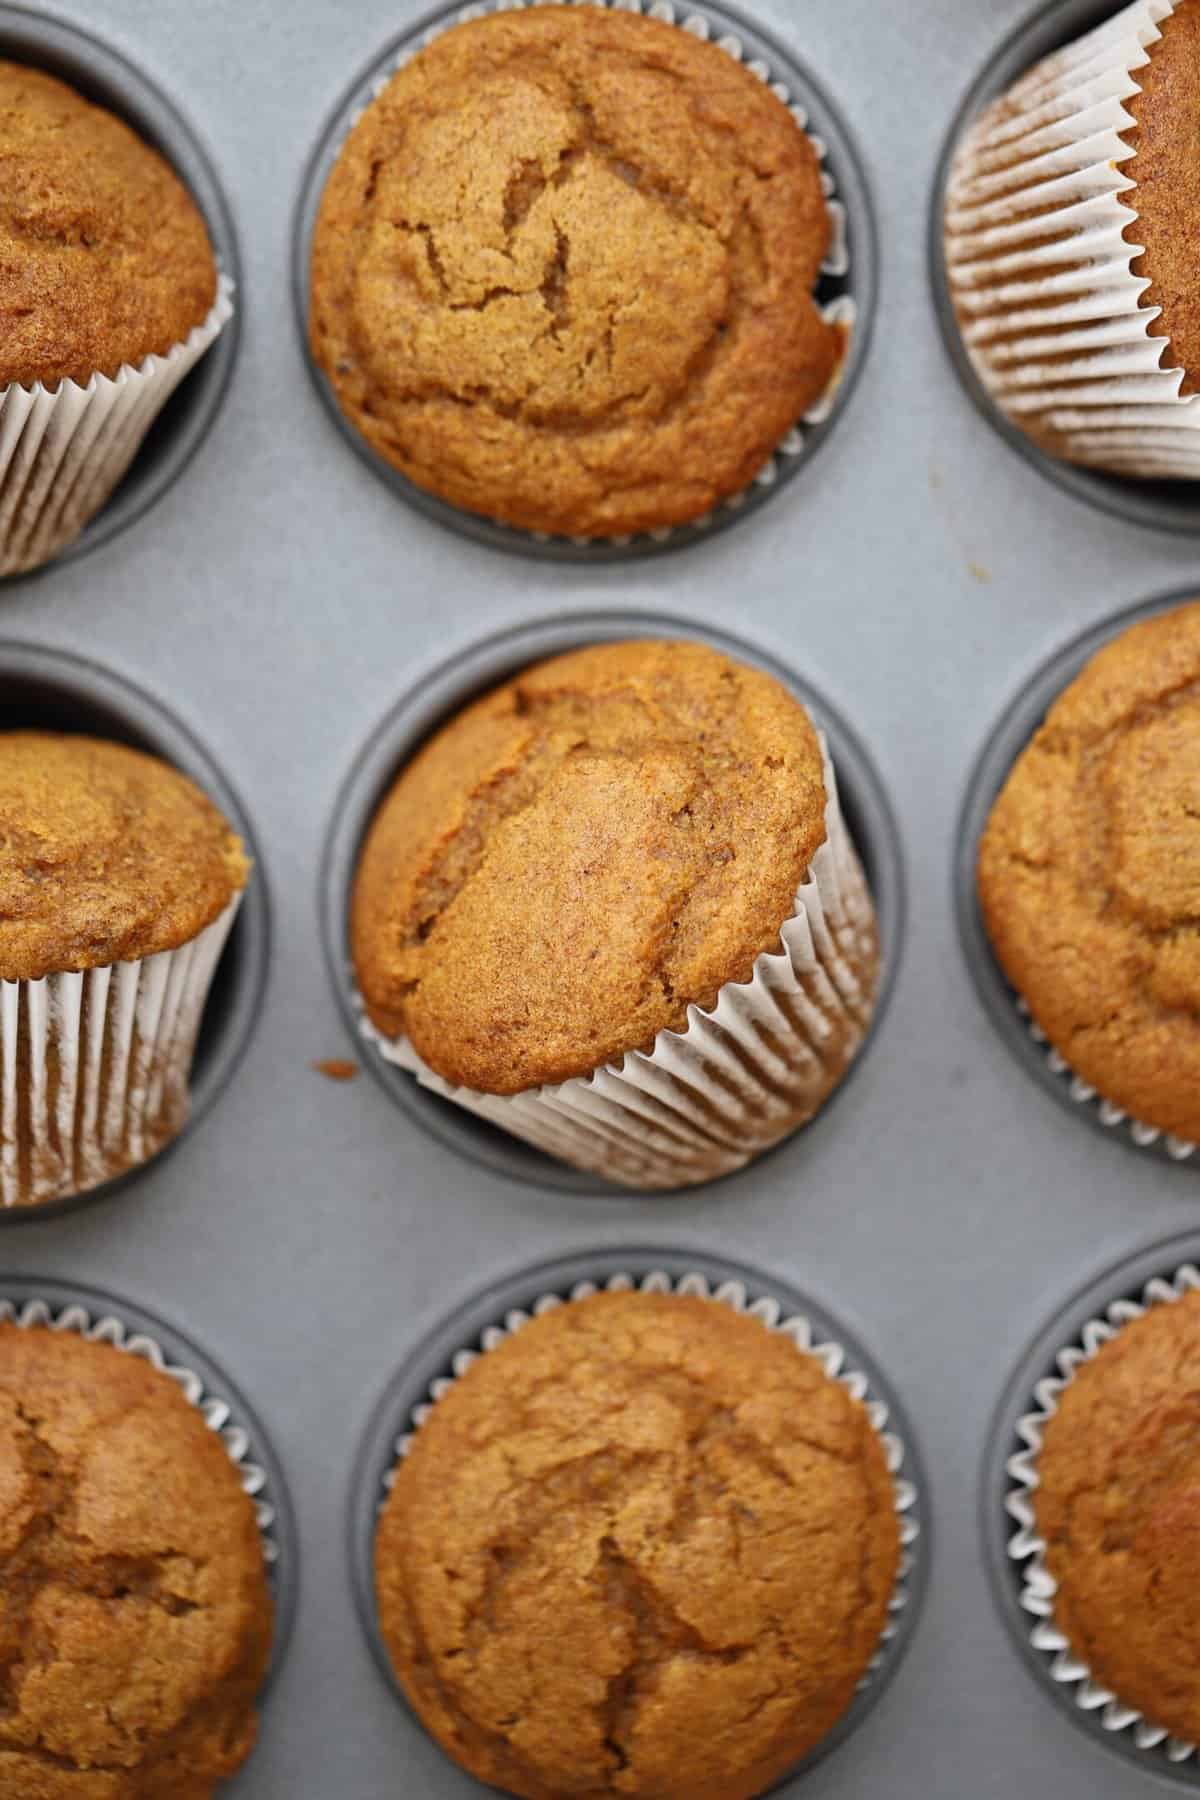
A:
[
  {"xmin": 0, "ymin": 733, "xmax": 248, "ymax": 983},
  {"xmin": 978, "ymin": 601, "xmax": 1200, "ymax": 1145},
  {"xmin": 0, "ymin": 1326, "xmax": 272, "ymax": 1798},
  {"xmin": 351, "ymin": 640, "xmax": 827, "ymax": 1094},
  {"xmin": 1125, "ymin": 0, "xmax": 1200, "ymax": 395},
  {"xmin": 309, "ymin": 6, "xmax": 838, "ymax": 538},
  {"xmin": 376, "ymin": 1291, "xmax": 899, "ymax": 1800},
  {"xmin": 0, "ymin": 61, "xmax": 217, "ymax": 390}
]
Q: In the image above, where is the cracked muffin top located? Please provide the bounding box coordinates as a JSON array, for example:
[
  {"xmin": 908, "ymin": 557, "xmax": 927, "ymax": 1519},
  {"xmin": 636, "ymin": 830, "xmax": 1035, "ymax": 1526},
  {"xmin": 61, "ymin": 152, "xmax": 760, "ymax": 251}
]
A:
[
  {"xmin": 375, "ymin": 1289, "xmax": 899, "ymax": 1800},
  {"xmin": 308, "ymin": 6, "xmax": 841, "ymax": 538},
  {"xmin": 1035, "ymin": 1290, "xmax": 1200, "ymax": 1743},
  {"xmin": 1125, "ymin": 0, "xmax": 1200, "ymax": 395},
  {"xmin": 0, "ymin": 62, "xmax": 218, "ymax": 391},
  {"xmin": 351, "ymin": 640, "xmax": 827, "ymax": 1094},
  {"xmin": 977, "ymin": 601, "xmax": 1200, "ymax": 1145},
  {"xmin": 0, "ymin": 1324, "xmax": 272, "ymax": 1799},
  {"xmin": 0, "ymin": 734, "xmax": 248, "ymax": 984}
]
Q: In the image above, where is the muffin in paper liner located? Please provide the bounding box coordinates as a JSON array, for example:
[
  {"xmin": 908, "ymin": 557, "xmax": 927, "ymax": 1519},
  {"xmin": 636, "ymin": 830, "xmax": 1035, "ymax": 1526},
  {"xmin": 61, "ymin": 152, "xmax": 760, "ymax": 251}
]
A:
[
  {"xmin": 1, "ymin": 890, "xmax": 241, "ymax": 1209},
  {"xmin": 944, "ymin": 0, "xmax": 1200, "ymax": 479},
  {"xmin": 377, "ymin": 1267, "xmax": 920, "ymax": 1686},
  {"xmin": 1006, "ymin": 1260, "xmax": 1200, "ymax": 1766},
  {"xmin": 361, "ymin": 735, "xmax": 879, "ymax": 1190},
  {"xmin": 0, "ymin": 272, "xmax": 235, "ymax": 579},
  {"xmin": 317, "ymin": 0, "xmax": 856, "ymax": 552}
]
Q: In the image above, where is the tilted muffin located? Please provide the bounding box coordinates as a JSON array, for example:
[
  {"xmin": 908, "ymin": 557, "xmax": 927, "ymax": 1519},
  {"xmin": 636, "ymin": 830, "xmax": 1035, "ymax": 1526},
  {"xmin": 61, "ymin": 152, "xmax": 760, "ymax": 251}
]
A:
[
  {"xmin": 0, "ymin": 62, "xmax": 230, "ymax": 576},
  {"xmin": 1034, "ymin": 1290, "xmax": 1200, "ymax": 1743},
  {"xmin": 0, "ymin": 732, "xmax": 248, "ymax": 1207},
  {"xmin": 309, "ymin": 6, "xmax": 842, "ymax": 539},
  {"xmin": 0, "ymin": 1324, "xmax": 273, "ymax": 1798},
  {"xmin": 944, "ymin": 0, "xmax": 1200, "ymax": 478},
  {"xmin": 978, "ymin": 602, "xmax": 1200, "ymax": 1147},
  {"xmin": 353, "ymin": 640, "xmax": 878, "ymax": 1187},
  {"xmin": 375, "ymin": 1290, "xmax": 900, "ymax": 1800}
]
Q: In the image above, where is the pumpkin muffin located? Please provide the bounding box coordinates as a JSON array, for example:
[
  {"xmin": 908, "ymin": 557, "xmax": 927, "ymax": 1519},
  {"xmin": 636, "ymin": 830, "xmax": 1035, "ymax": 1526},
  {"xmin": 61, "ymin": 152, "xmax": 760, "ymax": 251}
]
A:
[
  {"xmin": 309, "ymin": 6, "xmax": 842, "ymax": 538},
  {"xmin": 1034, "ymin": 1289, "xmax": 1200, "ymax": 1743},
  {"xmin": 0, "ymin": 732, "xmax": 249, "ymax": 1208},
  {"xmin": 978, "ymin": 602, "xmax": 1200, "ymax": 1146},
  {"xmin": 0, "ymin": 1323, "xmax": 273, "ymax": 1798},
  {"xmin": 944, "ymin": 0, "xmax": 1200, "ymax": 478},
  {"xmin": 375, "ymin": 1289, "xmax": 900, "ymax": 1800},
  {"xmin": 352, "ymin": 640, "xmax": 878, "ymax": 1186}
]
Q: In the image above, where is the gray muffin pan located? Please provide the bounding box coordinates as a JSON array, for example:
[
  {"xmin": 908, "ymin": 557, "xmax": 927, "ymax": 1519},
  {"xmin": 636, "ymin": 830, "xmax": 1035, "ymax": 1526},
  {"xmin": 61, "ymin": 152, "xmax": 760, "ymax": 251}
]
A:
[{"xmin": 3, "ymin": 0, "xmax": 1200, "ymax": 1794}]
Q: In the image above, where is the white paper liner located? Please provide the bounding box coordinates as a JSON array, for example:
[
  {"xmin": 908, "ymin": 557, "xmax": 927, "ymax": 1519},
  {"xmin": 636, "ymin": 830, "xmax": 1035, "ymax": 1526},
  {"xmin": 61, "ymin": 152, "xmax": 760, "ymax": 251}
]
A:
[
  {"xmin": 362, "ymin": 734, "xmax": 878, "ymax": 1189},
  {"xmin": 334, "ymin": 0, "xmax": 856, "ymax": 548},
  {"xmin": 1007, "ymin": 1261, "xmax": 1200, "ymax": 1763},
  {"xmin": 380, "ymin": 1268, "xmax": 919, "ymax": 1686},
  {"xmin": 0, "ymin": 892, "xmax": 240, "ymax": 1208},
  {"xmin": 944, "ymin": 0, "xmax": 1200, "ymax": 478},
  {"xmin": 0, "ymin": 272, "xmax": 235, "ymax": 577}
]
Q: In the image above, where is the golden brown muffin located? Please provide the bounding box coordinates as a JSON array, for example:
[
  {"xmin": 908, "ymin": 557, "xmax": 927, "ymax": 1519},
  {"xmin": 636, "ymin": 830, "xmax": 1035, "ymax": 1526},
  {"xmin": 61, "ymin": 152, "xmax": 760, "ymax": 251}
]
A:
[
  {"xmin": 0, "ymin": 733, "xmax": 248, "ymax": 984},
  {"xmin": 309, "ymin": 7, "xmax": 840, "ymax": 538},
  {"xmin": 1125, "ymin": 0, "xmax": 1200, "ymax": 394},
  {"xmin": 0, "ymin": 1324, "xmax": 273, "ymax": 1798},
  {"xmin": 376, "ymin": 1290, "xmax": 899, "ymax": 1800},
  {"xmin": 352, "ymin": 640, "xmax": 847, "ymax": 1095},
  {"xmin": 978, "ymin": 602, "xmax": 1200, "ymax": 1145},
  {"xmin": 0, "ymin": 62, "xmax": 218, "ymax": 390},
  {"xmin": 1035, "ymin": 1290, "xmax": 1200, "ymax": 1743}
]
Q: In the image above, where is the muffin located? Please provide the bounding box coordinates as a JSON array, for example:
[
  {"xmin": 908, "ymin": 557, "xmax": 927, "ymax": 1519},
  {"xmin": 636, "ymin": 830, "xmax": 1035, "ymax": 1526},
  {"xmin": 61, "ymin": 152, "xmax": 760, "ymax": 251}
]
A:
[
  {"xmin": 1032, "ymin": 1288, "xmax": 1200, "ymax": 1744},
  {"xmin": 978, "ymin": 601, "xmax": 1200, "ymax": 1148},
  {"xmin": 0, "ymin": 1321, "xmax": 272, "ymax": 1797},
  {"xmin": 0, "ymin": 62, "xmax": 232, "ymax": 577},
  {"xmin": 0, "ymin": 732, "xmax": 248, "ymax": 1208},
  {"xmin": 309, "ymin": 5, "xmax": 843, "ymax": 539},
  {"xmin": 944, "ymin": 0, "xmax": 1200, "ymax": 478},
  {"xmin": 352, "ymin": 640, "xmax": 879, "ymax": 1188},
  {"xmin": 375, "ymin": 1288, "xmax": 900, "ymax": 1800}
]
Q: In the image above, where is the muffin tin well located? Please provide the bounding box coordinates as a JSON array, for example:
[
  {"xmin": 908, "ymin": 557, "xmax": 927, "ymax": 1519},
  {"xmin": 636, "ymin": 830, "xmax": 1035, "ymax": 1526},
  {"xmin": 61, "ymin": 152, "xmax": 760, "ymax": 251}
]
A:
[
  {"xmin": 321, "ymin": 608, "xmax": 904, "ymax": 1196},
  {"xmin": 930, "ymin": 0, "xmax": 1200, "ymax": 539},
  {"xmin": 291, "ymin": 0, "xmax": 876, "ymax": 562},
  {"xmin": 956, "ymin": 587, "xmax": 1199, "ymax": 1172},
  {"xmin": 0, "ymin": 641, "xmax": 268, "ymax": 1220},
  {"xmin": 349, "ymin": 1246, "xmax": 928, "ymax": 1786},
  {"xmin": 0, "ymin": 5, "xmax": 240, "ymax": 577}
]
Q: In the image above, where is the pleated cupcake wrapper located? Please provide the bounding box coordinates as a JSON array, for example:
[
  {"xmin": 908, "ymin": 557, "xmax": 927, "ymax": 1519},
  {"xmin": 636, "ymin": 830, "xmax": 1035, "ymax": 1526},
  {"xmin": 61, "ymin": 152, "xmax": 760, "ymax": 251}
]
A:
[
  {"xmin": 341, "ymin": 0, "xmax": 854, "ymax": 549},
  {"xmin": 364, "ymin": 735, "xmax": 878, "ymax": 1189},
  {"xmin": 0, "ymin": 1292, "xmax": 278, "ymax": 1563},
  {"xmin": 944, "ymin": 0, "xmax": 1200, "ymax": 478},
  {"xmin": 379, "ymin": 1267, "xmax": 919, "ymax": 1682},
  {"xmin": 0, "ymin": 273, "xmax": 235, "ymax": 578},
  {"xmin": 0, "ymin": 893, "xmax": 240, "ymax": 1209},
  {"xmin": 1014, "ymin": 996, "xmax": 1197, "ymax": 1164},
  {"xmin": 1007, "ymin": 1261, "xmax": 1200, "ymax": 1764}
]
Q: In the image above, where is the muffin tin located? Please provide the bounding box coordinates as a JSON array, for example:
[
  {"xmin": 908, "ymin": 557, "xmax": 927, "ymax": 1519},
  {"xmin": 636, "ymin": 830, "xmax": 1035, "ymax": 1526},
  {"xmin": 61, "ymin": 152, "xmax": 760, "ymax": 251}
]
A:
[{"xmin": 5, "ymin": 0, "xmax": 1200, "ymax": 1793}]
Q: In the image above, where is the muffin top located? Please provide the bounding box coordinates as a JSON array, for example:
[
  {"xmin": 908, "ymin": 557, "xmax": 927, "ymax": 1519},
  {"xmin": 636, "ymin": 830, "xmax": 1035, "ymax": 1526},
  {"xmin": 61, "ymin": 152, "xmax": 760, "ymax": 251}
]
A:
[
  {"xmin": 978, "ymin": 602, "xmax": 1200, "ymax": 1145},
  {"xmin": 376, "ymin": 1290, "xmax": 899, "ymax": 1800},
  {"xmin": 309, "ymin": 6, "xmax": 840, "ymax": 539},
  {"xmin": 352, "ymin": 640, "xmax": 827, "ymax": 1094},
  {"xmin": 1126, "ymin": 0, "xmax": 1200, "ymax": 393},
  {"xmin": 0, "ymin": 1324, "xmax": 272, "ymax": 1798},
  {"xmin": 0, "ymin": 62, "xmax": 217, "ymax": 390},
  {"xmin": 1035, "ymin": 1290, "xmax": 1200, "ymax": 1743},
  {"xmin": 0, "ymin": 733, "xmax": 248, "ymax": 983}
]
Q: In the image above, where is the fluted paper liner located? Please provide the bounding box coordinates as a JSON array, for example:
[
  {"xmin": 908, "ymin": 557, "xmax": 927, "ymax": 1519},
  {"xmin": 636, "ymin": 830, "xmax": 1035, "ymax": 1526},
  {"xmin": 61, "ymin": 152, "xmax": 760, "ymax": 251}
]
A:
[
  {"xmin": 363, "ymin": 735, "xmax": 878, "ymax": 1189},
  {"xmin": 0, "ymin": 273, "xmax": 235, "ymax": 577},
  {"xmin": 0, "ymin": 1291, "xmax": 278, "ymax": 1562},
  {"xmin": 944, "ymin": 0, "xmax": 1200, "ymax": 478},
  {"xmin": 331, "ymin": 0, "xmax": 855, "ymax": 549},
  {"xmin": 378, "ymin": 1268, "xmax": 919, "ymax": 1684},
  {"xmin": 1007, "ymin": 1262, "xmax": 1200, "ymax": 1765},
  {"xmin": 0, "ymin": 893, "xmax": 240, "ymax": 1208}
]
